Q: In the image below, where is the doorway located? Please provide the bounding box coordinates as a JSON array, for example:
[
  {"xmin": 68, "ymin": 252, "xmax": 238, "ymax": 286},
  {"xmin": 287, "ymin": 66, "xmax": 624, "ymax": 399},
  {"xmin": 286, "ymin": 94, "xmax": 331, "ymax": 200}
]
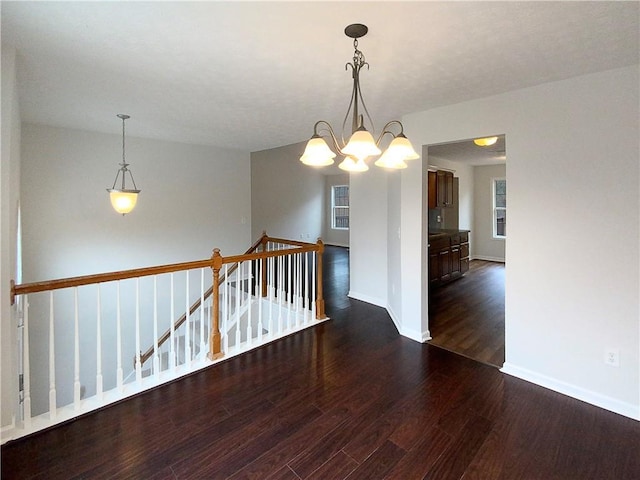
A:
[{"xmin": 425, "ymin": 136, "xmax": 506, "ymax": 367}]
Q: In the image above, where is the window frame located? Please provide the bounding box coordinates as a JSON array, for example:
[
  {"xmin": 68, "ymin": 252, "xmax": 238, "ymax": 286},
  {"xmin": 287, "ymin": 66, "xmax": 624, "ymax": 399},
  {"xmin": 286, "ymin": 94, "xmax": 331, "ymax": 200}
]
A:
[
  {"xmin": 492, "ymin": 177, "xmax": 506, "ymax": 239},
  {"xmin": 331, "ymin": 184, "xmax": 350, "ymax": 231}
]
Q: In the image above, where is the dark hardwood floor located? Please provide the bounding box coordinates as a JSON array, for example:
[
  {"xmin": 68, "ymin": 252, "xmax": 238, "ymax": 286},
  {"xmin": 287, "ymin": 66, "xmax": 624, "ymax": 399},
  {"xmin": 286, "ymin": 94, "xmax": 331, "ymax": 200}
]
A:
[
  {"xmin": 428, "ymin": 260, "xmax": 505, "ymax": 367},
  {"xmin": 2, "ymin": 246, "xmax": 639, "ymax": 479}
]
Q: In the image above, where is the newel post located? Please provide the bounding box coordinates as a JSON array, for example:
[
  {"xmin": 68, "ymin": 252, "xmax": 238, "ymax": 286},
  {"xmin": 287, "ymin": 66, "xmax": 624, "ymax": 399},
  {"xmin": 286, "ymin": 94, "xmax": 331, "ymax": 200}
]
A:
[
  {"xmin": 316, "ymin": 239, "xmax": 325, "ymax": 319},
  {"xmin": 208, "ymin": 248, "xmax": 224, "ymax": 360},
  {"xmin": 260, "ymin": 231, "xmax": 268, "ymax": 298}
]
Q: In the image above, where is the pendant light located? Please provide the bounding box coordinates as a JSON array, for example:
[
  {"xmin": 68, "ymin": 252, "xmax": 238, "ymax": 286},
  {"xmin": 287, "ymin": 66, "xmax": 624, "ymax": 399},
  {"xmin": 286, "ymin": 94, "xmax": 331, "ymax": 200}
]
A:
[
  {"xmin": 107, "ymin": 114, "xmax": 140, "ymax": 215},
  {"xmin": 300, "ymin": 24, "xmax": 419, "ymax": 172}
]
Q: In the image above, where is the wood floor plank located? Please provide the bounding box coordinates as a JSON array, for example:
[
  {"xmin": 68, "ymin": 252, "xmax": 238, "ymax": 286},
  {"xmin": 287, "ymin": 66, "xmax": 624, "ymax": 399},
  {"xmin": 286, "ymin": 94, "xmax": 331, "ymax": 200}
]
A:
[
  {"xmin": 429, "ymin": 260, "xmax": 505, "ymax": 367},
  {"xmin": 3, "ymin": 247, "xmax": 639, "ymax": 480},
  {"xmin": 305, "ymin": 451, "xmax": 358, "ymax": 480}
]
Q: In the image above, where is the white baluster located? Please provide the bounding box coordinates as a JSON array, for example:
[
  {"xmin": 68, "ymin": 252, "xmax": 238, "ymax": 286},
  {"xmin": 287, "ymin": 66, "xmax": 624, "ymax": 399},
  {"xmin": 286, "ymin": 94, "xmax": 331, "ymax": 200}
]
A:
[
  {"xmin": 153, "ymin": 276, "xmax": 159, "ymax": 377},
  {"xmin": 96, "ymin": 285, "xmax": 103, "ymax": 400},
  {"xmin": 185, "ymin": 271, "xmax": 191, "ymax": 367},
  {"xmin": 235, "ymin": 262, "xmax": 241, "ymax": 351},
  {"xmin": 169, "ymin": 273, "xmax": 176, "ymax": 372},
  {"xmin": 223, "ymin": 264, "xmax": 229, "ymax": 353},
  {"xmin": 116, "ymin": 282, "xmax": 123, "ymax": 392},
  {"xmin": 200, "ymin": 269, "xmax": 206, "ymax": 359},
  {"xmin": 287, "ymin": 251, "xmax": 292, "ymax": 329},
  {"xmin": 135, "ymin": 279, "xmax": 142, "ymax": 384},
  {"xmin": 296, "ymin": 253, "xmax": 302, "ymax": 325},
  {"xmin": 73, "ymin": 288, "xmax": 81, "ymax": 410},
  {"xmin": 304, "ymin": 251, "xmax": 310, "ymax": 323},
  {"xmin": 268, "ymin": 255, "xmax": 274, "ymax": 336},
  {"xmin": 277, "ymin": 255, "xmax": 283, "ymax": 333},
  {"xmin": 312, "ymin": 251, "xmax": 317, "ymax": 319},
  {"xmin": 257, "ymin": 257, "xmax": 263, "ymax": 342},
  {"xmin": 246, "ymin": 261, "xmax": 252, "ymax": 347},
  {"xmin": 48, "ymin": 292, "xmax": 56, "ymax": 419},
  {"xmin": 23, "ymin": 296, "xmax": 32, "ymax": 427}
]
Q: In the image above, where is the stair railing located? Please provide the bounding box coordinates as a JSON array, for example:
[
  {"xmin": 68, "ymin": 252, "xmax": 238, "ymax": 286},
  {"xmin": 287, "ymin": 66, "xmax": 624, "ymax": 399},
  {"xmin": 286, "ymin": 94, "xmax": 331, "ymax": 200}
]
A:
[{"xmin": 7, "ymin": 233, "xmax": 325, "ymax": 443}]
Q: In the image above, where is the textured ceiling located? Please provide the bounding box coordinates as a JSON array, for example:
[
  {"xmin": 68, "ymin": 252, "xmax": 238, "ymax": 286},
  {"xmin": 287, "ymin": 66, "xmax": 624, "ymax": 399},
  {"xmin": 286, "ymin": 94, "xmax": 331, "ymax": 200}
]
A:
[{"xmin": 2, "ymin": 1, "xmax": 638, "ymax": 152}]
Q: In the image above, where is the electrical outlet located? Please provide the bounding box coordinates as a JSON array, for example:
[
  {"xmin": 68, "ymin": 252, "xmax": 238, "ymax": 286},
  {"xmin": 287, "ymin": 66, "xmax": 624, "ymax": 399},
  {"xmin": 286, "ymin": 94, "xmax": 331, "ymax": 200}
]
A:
[{"xmin": 604, "ymin": 349, "xmax": 620, "ymax": 367}]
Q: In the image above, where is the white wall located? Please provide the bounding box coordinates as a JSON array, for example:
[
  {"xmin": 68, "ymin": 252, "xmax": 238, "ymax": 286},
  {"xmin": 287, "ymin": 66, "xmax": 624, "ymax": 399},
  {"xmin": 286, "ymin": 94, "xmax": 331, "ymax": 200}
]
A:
[
  {"xmin": 349, "ymin": 167, "xmax": 388, "ymax": 307},
  {"xmin": 323, "ymin": 174, "xmax": 349, "ymax": 247},
  {"xmin": 473, "ymin": 164, "xmax": 506, "ymax": 261},
  {"xmin": 389, "ymin": 65, "xmax": 638, "ymax": 419},
  {"xmin": 1, "ymin": 47, "xmax": 22, "ymax": 430},
  {"xmin": 251, "ymin": 142, "xmax": 324, "ymax": 242},
  {"xmin": 20, "ymin": 123, "xmax": 251, "ymax": 415}
]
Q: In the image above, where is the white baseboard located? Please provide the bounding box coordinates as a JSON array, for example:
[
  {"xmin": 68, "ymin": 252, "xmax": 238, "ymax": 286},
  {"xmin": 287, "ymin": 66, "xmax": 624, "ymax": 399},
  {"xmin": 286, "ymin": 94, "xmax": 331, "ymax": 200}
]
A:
[
  {"xmin": 349, "ymin": 295, "xmax": 430, "ymax": 343},
  {"xmin": 471, "ymin": 255, "xmax": 505, "ymax": 263},
  {"xmin": 347, "ymin": 291, "xmax": 386, "ymax": 308},
  {"xmin": 501, "ymin": 362, "xmax": 640, "ymax": 421}
]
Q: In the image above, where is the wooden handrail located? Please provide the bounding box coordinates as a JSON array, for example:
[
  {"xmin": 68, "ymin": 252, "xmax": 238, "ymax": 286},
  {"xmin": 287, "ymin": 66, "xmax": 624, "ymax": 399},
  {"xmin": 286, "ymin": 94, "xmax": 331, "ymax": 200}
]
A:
[
  {"xmin": 11, "ymin": 231, "xmax": 325, "ymax": 368},
  {"xmin": 10, "ymin": 259, "xmax": 213, "ymax": 305}
]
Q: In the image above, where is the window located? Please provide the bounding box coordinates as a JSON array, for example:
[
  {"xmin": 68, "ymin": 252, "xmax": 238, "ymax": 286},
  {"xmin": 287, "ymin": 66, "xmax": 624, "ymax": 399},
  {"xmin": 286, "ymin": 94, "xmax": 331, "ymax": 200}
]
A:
[
  {"xmin": 331, "ymin": 185, "xmax": 349, "ymax": 230},
  {"xmin": 493, "ymin": 178, "xmax": 506, "ymax": 238}
]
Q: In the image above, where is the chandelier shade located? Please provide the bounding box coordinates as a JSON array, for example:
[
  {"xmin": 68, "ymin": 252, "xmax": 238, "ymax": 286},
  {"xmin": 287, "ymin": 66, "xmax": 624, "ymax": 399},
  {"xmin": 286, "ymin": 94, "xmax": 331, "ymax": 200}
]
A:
[
  {"xmin": 338, "ymin": 156, "xmax": 369, "ymax": 172},
  {"xmin": 300, "ymin": 24, "xmax": 419, "ymax": 172},
  {"xmin": 300, "ymin": 135, "xmax": 337, "ymax": 166},
  {"xmin": 107, "ymin": 114, "xmax": 140, "ymax": 215},
  {"xmin": 342, "ymin": 127, "xmax": 382, "ymax": 161}
]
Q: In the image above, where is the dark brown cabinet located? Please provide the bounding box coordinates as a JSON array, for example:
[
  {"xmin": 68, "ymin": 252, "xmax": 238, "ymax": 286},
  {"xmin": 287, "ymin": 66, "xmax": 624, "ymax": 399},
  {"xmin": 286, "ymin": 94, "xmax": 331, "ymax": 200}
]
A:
[
  {"xmin": 436, "ymin": 170, "xmax": 454, "ymax": 207},
  {"xmin": 428, "ymin": 170, "xmax": 454, "ymax": 209},
  {"xmin": 428, "ymin": 230, "xmax": 470, "ymax": 287}
]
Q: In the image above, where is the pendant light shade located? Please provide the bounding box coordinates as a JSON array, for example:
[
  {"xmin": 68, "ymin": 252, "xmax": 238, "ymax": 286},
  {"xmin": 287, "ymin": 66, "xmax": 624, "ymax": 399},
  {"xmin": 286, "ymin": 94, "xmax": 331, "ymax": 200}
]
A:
[
  {"xmin": 109, "ymin": 190, "xmax": 139, "ymax": 214},
  {"xmin": 107, "ymin": 114, "xmax": 140, "ymax": 215}
]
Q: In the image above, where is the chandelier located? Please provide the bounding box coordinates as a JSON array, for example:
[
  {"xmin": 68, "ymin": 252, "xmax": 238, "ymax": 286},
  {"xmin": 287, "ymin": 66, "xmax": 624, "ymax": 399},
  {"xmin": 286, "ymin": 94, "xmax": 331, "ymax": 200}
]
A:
[
  {"xmin": 107, "ymin": 114, "xmax": 140, "ymax": 215},
  {"xmin": 300, "ymin": 24, "xmax": 419, "ymax": 172}
]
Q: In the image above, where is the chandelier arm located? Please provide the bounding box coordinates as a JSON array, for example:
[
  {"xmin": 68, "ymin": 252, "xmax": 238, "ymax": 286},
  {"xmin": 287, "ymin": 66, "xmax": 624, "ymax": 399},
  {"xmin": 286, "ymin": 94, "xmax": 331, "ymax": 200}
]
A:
[
  {"xmin": 376, "ymin": 120, "xmax": 406, "ymax": 145},
  {"xmin": 313, "ymin": 120, "xmax": 343, "ymax": 153},
  {"xmin": 355, "ymin": 67, "xmax": 375, "ymax": 134},
  {"xmin": 341, "ymin": 63, "xmax": 357, "ymax": 145}
]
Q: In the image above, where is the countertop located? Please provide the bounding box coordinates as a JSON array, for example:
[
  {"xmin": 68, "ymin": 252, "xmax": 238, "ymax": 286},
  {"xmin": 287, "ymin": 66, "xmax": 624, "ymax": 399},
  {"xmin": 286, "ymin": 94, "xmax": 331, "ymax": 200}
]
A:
[{"xmin": 428, "ymin": 229, "xmax": 470, "ymax": 239}]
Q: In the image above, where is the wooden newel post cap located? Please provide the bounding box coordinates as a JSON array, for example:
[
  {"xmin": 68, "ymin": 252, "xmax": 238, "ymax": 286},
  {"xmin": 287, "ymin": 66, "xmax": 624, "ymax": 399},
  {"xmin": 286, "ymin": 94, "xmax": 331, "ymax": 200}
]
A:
[
  {"xmin": 316, "ymin": 238, "xmax": 324, "ymax": 253},
  {"xmin": 211, "ymin": 248, "xmax": 223, "ymax": 269}
]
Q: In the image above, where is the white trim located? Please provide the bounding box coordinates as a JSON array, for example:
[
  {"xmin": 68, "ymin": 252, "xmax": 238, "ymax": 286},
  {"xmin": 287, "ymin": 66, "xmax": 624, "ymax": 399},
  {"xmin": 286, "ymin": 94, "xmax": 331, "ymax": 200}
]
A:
[
  {"xmin": 470, "ymin": 255, "xmax": 505, "ymax": 263},
  {"xmin": 347, "ymin": 291, "xmax": 385, "ymax": 308},
  {"xmin": 501, "ymin": 362, "xmax": 640, "ymax": 421}
]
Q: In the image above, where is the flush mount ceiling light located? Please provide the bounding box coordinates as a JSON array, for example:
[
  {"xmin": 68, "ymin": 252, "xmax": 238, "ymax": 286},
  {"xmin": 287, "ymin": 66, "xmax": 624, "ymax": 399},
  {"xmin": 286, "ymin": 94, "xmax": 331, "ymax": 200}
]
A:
[
  {"xmin": 473, "ymin": 136, "xmax": 499, "ymax": 147},
  {"xmin": 300, "ymin": 24, "xmax": 419, "ymax": 172},
  {"xmin": 107, "ymin": 114, "xmax": 140, "ymax": 215}
]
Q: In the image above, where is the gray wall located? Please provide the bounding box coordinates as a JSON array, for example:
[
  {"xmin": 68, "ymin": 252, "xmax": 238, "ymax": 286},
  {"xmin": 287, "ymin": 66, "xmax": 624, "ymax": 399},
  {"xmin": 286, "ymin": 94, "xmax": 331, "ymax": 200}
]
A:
[
  {"xmin": 20, "ymin": 123, "xmax": 252, "ymax": 414},
  {"xmin": 251, "ymin": 142, "xmax": 325, "ymax": 242},
  {"xmin": 1, "ymin": 47, "xmax": 22, "ymax": 428},
  {"xmin": 473, "ymin": 164, "xmax": 506, "ymax": 261},
  {"xmin": 323, "ymin": 173, "xmax": 349, "ymax": 247}
]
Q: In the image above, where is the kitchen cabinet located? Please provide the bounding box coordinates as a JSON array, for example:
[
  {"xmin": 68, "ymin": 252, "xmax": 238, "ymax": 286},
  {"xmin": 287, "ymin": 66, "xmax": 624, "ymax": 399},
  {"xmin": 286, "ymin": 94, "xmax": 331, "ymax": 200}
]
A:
[
  {"xmin": 436, "ymin": 170, "xmax": 454, "ymax": 207},
  {"xmin": 428, "ymin": 171, "xmax": 437, "ymax": 209},
  {"xmin": 428, "ymin": 230, "xmax": 470, "ymax": 287}
]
